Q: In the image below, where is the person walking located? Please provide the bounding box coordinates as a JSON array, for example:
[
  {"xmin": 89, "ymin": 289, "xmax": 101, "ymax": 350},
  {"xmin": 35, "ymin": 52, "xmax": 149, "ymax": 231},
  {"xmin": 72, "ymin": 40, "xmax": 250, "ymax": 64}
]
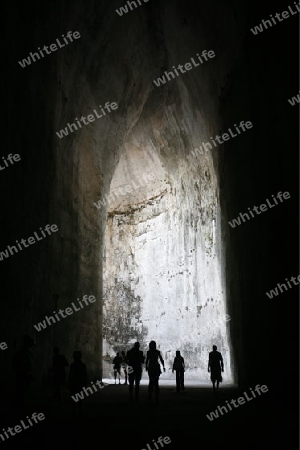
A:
[
  {"xmin": 172, "ymin": 350, "xmax": 185, "ymax": 392},
  {"xmin": 126, "ymin": 342, "xmax": 144, "ymax": 401},
  {"xmin": 208, "ymin": 345, "xmax": 224, "ymax": 394},
  {"xmin": 68, "ymin": 351, "xmax": 87, "ymax": 413},
  {"xmin": 146, "ymin": 341, "xmax": 165, "ymax": 403},
  {"xmin": 113, "ymin": 352, "xmax": 122, "ymax": 384}
]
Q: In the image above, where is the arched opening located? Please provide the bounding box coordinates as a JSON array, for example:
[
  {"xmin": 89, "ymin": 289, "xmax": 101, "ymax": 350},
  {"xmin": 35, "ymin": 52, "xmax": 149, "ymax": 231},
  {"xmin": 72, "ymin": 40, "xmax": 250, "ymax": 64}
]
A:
[{"xmin": 102, "ymin": 120, "xmax": 235, "ymax": 384}]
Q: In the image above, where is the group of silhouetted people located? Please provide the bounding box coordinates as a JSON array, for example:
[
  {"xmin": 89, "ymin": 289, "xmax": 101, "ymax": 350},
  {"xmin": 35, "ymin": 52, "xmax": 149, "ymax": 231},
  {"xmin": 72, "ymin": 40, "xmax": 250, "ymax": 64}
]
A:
[
  {"xmin": 112, "ymin": 341, "xmax": 206, "ymax": 402},
  {"xmin": 11, "ymin": 336, "xmax": 88, "ymax": 413},
  {"xmin": 51, "ymin": 348, "xmax": 91, "ymax": 413},
  {"xmin": 117, "ymin": 340, "xmax": 166, "ymax": 403},
  {"xmin": 11, "ymin": 335, "xmax": 224, "ymax": 412},
  {"xmin": 113, "ymin": 342, "xmax": 225, "ymax": 401}
]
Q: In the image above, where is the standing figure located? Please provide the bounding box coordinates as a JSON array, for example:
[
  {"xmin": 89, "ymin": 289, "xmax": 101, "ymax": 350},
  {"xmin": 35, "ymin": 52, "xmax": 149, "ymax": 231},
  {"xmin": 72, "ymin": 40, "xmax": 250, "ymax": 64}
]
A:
[
  {"xmin": 51, "ymin": 347, "xmax": 69, "ymax": 404},
  {"xmin": 172, "ymin": 350, "xmax": 185, "ymax": 392},
  {"xmin": 146, "ymin": 341, "xmax": 165, "ymax": 403},
  {"xmin": 208, "ymin": 345, "xmax": 224, "ymax": 394},
  {"xmin": 126, "ymin": 342, "xmax": 145, "ymax": 401},
  {"xmin": 113, "ymin": 352, "xmax": 122, "ymax": 384},
  {"xmin": 68, "ymin": 351, "xmax": 87, "ymax": 412},
  {"xmin": 121, "ymin": 351, "xmax": 128, "ymax": 385}
]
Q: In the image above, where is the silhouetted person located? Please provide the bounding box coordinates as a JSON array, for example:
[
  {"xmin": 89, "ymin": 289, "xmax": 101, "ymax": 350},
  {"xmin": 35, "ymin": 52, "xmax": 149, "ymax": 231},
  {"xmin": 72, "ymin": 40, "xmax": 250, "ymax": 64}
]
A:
[
  {"xmin": 208, "ymin": 345, "xmax": 224, "ymax": 394},
  {"xmin": 51, "ymin": 347, "xmax": 68, "ymax": 404},
  {"xmin": 113, "ymin": 352, "xmax": 122, "ymax": 384},
  {"xmin": 126, "ymin": 342, "xmax": 145, "ymax": 401},
  {"xmin": 146, "ymin": 341, "xmax": 165, "ymax": 403},
  {"xmin": 68, "ymin": 351, "xmax": 87, "ymax": 412},
  {"xmin": 12, "ymin": 335, "xmax": 35, "ymax": 412},
  {"xmin": 121, "ymin": 350, "xmax": 128, "ymax": 385},
  {"xmin": 172, "ymin": 350, "xmax": 185, "ymax": 392}
]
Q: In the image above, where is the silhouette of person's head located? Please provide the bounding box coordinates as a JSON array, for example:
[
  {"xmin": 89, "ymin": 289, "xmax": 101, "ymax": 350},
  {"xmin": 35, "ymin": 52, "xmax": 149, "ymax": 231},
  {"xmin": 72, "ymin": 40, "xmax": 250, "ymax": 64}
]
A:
[
  {"xmin": 121, "ymin": 350, "xmax": 125, "ymax": 356},
  {"xmin": 116, "ymin": 352, "xmax": 120, "ymax": 356},
  {"xmin": 176, "ymin": 350, "xmax": 181, "ymax": 356},
  {"xmin": 213, "ymin": 345, "xmax": 217, "ymax": 351},
  {"xmin": 73, "ymin": 351, "xmax": 82, "ymax": 361},
  {"xmin": 149, "ymin": 341, "xmax": 156, "ymax": 350},
  {"xmin": 134, "ymin": 342, "xmax": 140, "ymax": 350},
  {"xmin": 53, "ymin": 347, "xmax": 60, "ymax": 356},
  {"xmin": 23, "ymin": 335, "xmax": 34, "ymax": 349}
]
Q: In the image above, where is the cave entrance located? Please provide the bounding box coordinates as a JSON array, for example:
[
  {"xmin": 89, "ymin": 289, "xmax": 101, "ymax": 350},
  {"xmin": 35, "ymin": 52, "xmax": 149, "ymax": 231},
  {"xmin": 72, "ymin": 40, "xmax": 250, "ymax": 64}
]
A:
[{"xmin": 102, "ymin": 141, "xmax": 234, "ymax": 385}]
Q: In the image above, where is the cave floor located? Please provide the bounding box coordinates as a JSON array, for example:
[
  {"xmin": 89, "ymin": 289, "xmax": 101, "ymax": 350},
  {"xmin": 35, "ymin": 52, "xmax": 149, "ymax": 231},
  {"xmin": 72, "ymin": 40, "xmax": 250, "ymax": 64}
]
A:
[{"xmin": 3, "ymin": 383, "xmax": 288, "ymax": 450}]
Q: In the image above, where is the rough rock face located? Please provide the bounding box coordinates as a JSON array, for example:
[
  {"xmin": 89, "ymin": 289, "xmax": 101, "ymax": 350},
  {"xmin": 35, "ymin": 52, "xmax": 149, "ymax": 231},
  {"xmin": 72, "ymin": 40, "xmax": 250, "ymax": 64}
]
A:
[{"xmin": 102, "ymin": 123, "xmax": 233, "ymax": 381}]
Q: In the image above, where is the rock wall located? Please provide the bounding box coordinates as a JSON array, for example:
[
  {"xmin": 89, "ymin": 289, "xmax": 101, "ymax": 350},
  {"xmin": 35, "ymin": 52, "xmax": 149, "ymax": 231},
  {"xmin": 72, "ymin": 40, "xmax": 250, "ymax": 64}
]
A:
[{"xmin": 102, "ymin": 119, "xmax": 234, "ymax": 382}]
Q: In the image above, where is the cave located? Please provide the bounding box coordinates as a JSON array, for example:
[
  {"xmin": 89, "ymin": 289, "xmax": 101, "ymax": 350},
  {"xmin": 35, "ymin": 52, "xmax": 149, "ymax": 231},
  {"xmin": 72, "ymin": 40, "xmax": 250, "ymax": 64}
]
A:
[
  {"xmin": 101, "ymin": 108, "xmax": 234, "ymax": 383},
  {"xmin": 2, "ymin": 0, "xmax": 298, "ymax": 448}
]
